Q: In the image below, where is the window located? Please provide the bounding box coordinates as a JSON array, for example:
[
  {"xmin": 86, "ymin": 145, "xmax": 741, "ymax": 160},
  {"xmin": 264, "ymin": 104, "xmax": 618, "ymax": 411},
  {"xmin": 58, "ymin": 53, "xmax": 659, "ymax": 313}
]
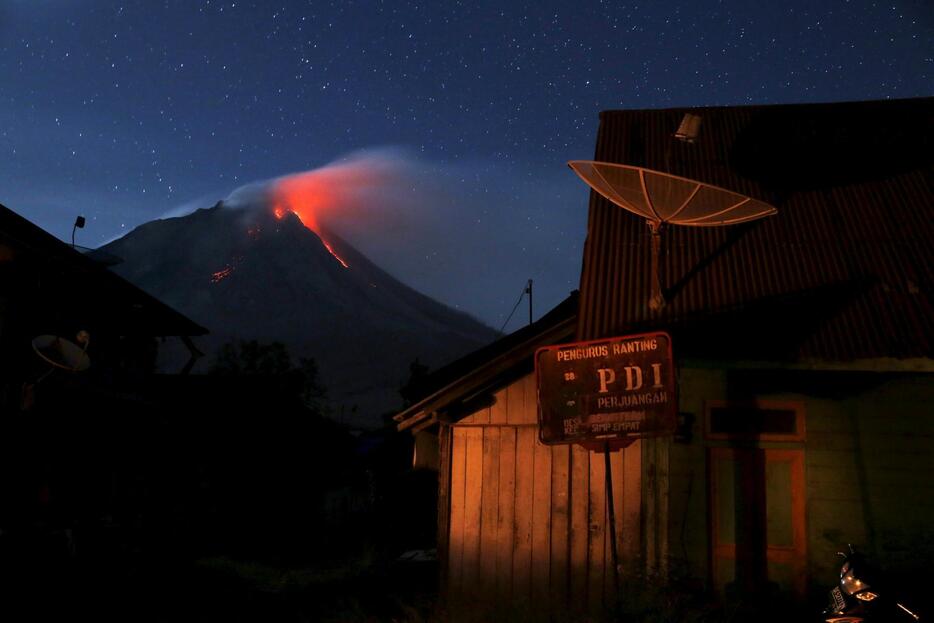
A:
[{"xmin": 704, "ymin": 400, "xmax": 805, "ymax": 442}]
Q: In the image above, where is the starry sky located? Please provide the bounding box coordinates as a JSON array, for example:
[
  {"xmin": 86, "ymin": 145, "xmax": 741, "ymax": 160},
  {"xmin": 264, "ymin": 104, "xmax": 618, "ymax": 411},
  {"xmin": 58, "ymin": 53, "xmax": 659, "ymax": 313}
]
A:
[{"xmin": 1, "ymin": 0, "xmax": 931, "ymax": 329}]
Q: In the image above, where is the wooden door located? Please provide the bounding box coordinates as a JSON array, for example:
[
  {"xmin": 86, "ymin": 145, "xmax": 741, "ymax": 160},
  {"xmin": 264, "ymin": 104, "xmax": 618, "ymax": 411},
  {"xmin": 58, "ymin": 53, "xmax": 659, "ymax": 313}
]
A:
[{"xmin": 708, "ymin": 447, "xmax": 806, "ymax": 598}]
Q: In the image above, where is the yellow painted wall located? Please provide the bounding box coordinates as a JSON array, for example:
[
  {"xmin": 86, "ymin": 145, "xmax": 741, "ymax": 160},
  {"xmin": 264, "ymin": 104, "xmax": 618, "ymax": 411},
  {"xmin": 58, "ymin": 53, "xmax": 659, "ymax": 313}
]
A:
[
  {"xmin": 668, "ymin": 367, "xmax": 934, "ymax": 597},
  {"xmin": 443, "ymin": 365, "xmax": 934, "ymax": 617}
]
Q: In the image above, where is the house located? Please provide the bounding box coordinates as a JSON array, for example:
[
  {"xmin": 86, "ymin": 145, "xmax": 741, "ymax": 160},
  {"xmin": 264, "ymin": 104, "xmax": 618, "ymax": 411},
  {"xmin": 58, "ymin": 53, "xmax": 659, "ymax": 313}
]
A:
[
  {"xmin": 0, "ymin": 203, "xmax": 208, "ymax": 614},
  {"xmin": 395, "ymin": 293, "xmax": 584, "ymax": 620},
  {"xmin": 395, "ymin": 97, "xmax": 934, "ymax": 619},
  {"xmin": 0, "ymin": 203, "xmax": 207, "ymax": 391}
]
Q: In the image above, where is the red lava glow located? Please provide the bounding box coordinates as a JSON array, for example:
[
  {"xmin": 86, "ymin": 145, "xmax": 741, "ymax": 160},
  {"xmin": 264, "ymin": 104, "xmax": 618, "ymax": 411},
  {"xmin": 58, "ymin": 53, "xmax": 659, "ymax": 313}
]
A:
[
  {"xmin": 322, "ymin": 240, "xmax": 349, "ymax": 268},
  {"xmin": 211, "ymin": 254, "xmax": 244, "ymax": 283},
  {"xmin": 211, "ymin": 266, "xmax": 234, "ymax": 283},
  {"xmin": 272, "ymin": 204, "xmax": 349, "ymax": 267},
  {"xmin": 268, "ymin": 166, "xmax": 381, "ymax": 270}
]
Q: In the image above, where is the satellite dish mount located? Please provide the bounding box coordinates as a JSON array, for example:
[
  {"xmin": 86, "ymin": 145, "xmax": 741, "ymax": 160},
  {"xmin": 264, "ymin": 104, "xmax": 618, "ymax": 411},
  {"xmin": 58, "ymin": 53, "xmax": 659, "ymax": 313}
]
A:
[
  {"xmin": 648, "ymin": 220, "xmax": 665, "ymax": 311},
  {"xmin": 568, "ymin": 161, "xmax": 778, "ymax": 312}
]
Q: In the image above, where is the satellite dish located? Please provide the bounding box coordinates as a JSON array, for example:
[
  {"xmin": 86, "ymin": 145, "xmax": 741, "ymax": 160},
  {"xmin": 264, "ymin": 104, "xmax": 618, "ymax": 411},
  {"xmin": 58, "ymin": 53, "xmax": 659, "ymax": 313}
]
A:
[
  {"xmin": 568, "ymin": 161, "xmax": 778, "ymax": 310},
  {"xmin": 21, "ymin": 332, "xmax": 90, "ymax": 410},
  {"xmin": 31, "ymin": 333, "xmax": 91, "ymax": 372}
]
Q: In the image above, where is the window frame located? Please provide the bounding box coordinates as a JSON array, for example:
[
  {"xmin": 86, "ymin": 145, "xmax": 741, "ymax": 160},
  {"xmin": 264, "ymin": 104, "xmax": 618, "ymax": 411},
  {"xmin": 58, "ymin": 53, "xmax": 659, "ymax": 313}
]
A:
[{"xmin": 704, "ymin": 399, "xmax": 806, "ymax": 443}]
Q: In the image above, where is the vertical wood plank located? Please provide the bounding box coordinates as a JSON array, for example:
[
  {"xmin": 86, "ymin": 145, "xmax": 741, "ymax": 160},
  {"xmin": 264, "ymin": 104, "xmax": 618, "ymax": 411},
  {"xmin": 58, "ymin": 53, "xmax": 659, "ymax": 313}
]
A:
[
  {"xmin": 622, "ymin": 440, "xmax": 642, "ymax": 569},
  {"xmin": 490, "ymin": 388, "xmax": 508, "ymax": 424},
  {"xmin": 531, "ymin": 436, "xmax": 553, "ymax": 618},
  {"xmin": 605, "ymin": 448, "xmax": 625, "ymax": 604},
  {"xmin": 495, "ymin": 427, "xmax": 517, "ymax": 609},
  {"xmin": 644, "ymin": 438, "xmax": 658, "ymax": 575},
  {"xmin": 512, "ymin": 427, "xmax": 535, "ymax": 611},
  {"xmin": 569, "ymin": 444, "xmax": 590, "ymax": 613},
  {"xmin": 550, "ymin": 445, "xmax": 570, "ymax": 615},
  {"xmin": 588, "ymin": 446, "xmax": 607, "ymax": 616},
  {"xmin": 462, "ymin": 427, "xmax": 484, "ymax": 601},
  {"xmin": 479, "ymin": 428, "xmax": 501, "ymax": 604},
  {"xmin": 658, "ymin": 437, "xmax": 670, "ymax": 580},
  {"xmin": 506, "ymin": 374, "xmax": 527, "ymax": 425},
  {"xmin": 449, "ymin": 428, "xmax": 468, "ymax": 601},
  {"xmin": 524, "ymin": 373, "xmax": 539, "ymax": 425},
  {"xmin": 465, "ymin": 405, "xmax": 491, "ymax": 425},
  {"xmin": 438, "ymin": 425, "xmax": 453, "ymax": 592}
]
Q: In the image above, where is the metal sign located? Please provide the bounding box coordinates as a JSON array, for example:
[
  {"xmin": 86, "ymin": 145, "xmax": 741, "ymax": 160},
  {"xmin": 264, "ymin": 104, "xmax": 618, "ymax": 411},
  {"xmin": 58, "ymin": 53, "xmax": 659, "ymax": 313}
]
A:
[{"xmin": 535, "ymin": 332, "xmax": 676, "ymax": 446}]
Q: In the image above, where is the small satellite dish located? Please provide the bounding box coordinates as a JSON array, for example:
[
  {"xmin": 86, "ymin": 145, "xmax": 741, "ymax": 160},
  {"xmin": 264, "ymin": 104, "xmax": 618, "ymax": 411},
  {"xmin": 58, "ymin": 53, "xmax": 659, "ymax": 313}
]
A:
[
  {"xmin": 31, "ymin": 333, "xmax": 91, "ymax": 372},
  {"xmin": 568, "ymin": 161, "xmax": 778, "ymax": 310},
  {"xmin": 21, "ymin": 332, "xmax": 91, "ymax": 410}
]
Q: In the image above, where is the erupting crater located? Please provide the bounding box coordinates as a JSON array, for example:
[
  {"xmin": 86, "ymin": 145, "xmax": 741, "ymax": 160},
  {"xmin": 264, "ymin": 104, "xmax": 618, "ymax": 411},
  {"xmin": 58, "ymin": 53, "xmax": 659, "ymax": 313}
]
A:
[{"xmin": 269, "ymin": 178, "xmax": 349, "ymax": 269}]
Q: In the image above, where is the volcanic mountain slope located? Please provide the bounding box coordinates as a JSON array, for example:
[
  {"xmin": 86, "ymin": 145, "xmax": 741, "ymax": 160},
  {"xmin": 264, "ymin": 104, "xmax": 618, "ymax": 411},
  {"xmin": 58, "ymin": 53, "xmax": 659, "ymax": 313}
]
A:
[{"xmin": 102, "ymin": 203, "xmax": 498, "ymax": 427}]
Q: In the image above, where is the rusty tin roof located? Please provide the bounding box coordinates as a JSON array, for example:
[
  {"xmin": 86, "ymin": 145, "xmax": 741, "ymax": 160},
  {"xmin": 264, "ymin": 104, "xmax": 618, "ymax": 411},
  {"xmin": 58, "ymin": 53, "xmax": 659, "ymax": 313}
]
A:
[{"xmin": 575, "ymin": 98, "xmax": 933, "ymax": 363}]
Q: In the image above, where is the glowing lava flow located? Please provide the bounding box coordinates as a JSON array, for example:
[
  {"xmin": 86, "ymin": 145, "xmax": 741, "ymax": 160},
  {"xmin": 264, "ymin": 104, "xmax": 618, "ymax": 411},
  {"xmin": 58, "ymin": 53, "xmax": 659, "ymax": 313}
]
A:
[
  {"xmin": 271, "ymin": 202, "xmax": 350, "ymax": 269},
  {"xmin": 320, "ymin": 238, "xmax": 350, "ymax": 268},
  {"xmin": 211, "ymin": 266, "xmax": 234, "ymax": 283},
  {"xmin": 264, "ymin": 164, "xmax": 393, "ymax": 270}
]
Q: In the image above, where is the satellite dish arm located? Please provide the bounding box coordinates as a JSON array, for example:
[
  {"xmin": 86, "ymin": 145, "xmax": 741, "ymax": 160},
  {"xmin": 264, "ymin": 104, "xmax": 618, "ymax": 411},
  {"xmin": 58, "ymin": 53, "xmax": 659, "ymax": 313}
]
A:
[
  {"xmin": 639, "ymin": 168, "xmax": 663, "ymax": 223},
  {"xmin": 648, "ymin": 221, "xmax": 665, "ymax": 311}
]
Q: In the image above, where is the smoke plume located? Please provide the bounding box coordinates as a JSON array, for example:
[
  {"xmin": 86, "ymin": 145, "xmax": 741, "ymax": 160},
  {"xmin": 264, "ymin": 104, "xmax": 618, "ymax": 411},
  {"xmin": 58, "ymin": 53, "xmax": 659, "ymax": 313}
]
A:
[{"xmin": 168, "ymin": 148, "xmax": 586, "ymax": 329}]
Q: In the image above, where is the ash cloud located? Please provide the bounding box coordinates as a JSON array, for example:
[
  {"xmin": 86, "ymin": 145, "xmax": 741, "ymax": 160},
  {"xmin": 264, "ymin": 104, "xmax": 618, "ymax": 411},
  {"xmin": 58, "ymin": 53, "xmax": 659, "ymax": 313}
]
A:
[{"xmin": 165, "ymin": 148, "xmax": 587, "ymax": 330}]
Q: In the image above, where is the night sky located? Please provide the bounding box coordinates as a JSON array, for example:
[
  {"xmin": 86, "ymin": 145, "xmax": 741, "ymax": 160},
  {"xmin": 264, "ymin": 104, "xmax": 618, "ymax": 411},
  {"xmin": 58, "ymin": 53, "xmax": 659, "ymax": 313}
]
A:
[{"xmin": 1, "ymin": 0, "xmax": 931, "ymax": 329}]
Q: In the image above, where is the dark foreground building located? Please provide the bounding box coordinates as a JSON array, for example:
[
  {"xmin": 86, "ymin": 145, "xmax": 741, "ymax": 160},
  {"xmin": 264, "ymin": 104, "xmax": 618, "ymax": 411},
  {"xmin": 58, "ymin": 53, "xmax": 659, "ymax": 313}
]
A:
[
  {"xmin": 395, "ymin": 97, "xmax": 934, "ymax": 620},
  {"xmin": 0, "ymin": 204, "xmax": 208, "ymax": 617},
  {"xmin": 0, "ymin": 205, "xmax": 412, "ymax": 621}
]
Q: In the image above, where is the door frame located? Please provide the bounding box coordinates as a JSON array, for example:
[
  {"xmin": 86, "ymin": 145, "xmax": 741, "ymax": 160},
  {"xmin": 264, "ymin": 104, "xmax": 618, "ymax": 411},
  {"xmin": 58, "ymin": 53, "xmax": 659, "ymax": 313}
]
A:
[{"xmin": 705, "ymin": 400, "xmax": 808, "ymax": 599}]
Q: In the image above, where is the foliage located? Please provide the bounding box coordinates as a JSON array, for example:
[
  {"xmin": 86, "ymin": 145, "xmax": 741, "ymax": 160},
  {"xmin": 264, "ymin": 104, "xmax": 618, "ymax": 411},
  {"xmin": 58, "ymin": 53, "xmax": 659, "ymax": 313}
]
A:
[
  {"xmin": 214, "ymin": 340, "xmax": 293, "ymax": 376},
  {"xmin": 211, "ymin": 339, "xmax": 328, "ymax": 413},
  {"xmin": 190, "ymin": 552, "xmax": 439, "ymax": 622},
  {"xmin": 399, "ymin": 357, "xmax": 430, "ymax": 408}
]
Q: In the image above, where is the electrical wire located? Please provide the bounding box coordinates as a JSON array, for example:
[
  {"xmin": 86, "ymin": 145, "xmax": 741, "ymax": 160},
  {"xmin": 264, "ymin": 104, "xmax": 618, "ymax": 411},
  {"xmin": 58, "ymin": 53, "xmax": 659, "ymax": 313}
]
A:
[{"xmin": 499, "ymin": 280, "xmax": 528, "ymax": 333}]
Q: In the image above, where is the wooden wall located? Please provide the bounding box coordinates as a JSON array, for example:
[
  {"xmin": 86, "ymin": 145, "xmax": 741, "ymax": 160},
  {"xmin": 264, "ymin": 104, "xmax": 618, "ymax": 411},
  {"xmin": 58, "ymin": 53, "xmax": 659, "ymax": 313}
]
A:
[
  {"xmin": 440, "ymin": 364, "xmax": 934, "ymax": 619},
  {"xmin": 443, "ymin": 373, "xmax": 643, "ymax": 621}
]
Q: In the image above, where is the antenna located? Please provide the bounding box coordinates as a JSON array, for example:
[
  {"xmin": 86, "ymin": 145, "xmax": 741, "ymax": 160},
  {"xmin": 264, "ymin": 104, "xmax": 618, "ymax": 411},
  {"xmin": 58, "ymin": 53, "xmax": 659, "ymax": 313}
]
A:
[
  {"xmin": 500, "ymin": 278, "xmax": 534, "ymax": 333},
  {"xmin": 568, "ymin": 161, "xmax": 777, "ymax": 311},
  {"xmin": 674, "ymin": 113, "xmax": 703, "ymax": 143},
  {"xmin": 71, "ymin": 215, "xmax": 85, "ymax": 248}
]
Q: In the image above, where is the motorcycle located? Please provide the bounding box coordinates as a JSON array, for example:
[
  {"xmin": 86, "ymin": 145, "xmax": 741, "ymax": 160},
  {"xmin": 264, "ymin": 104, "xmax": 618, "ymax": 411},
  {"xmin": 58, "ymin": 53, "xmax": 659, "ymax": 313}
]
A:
[{"xmin": 823, "ymin": 545, "xmax": 921, "ymax": 622}]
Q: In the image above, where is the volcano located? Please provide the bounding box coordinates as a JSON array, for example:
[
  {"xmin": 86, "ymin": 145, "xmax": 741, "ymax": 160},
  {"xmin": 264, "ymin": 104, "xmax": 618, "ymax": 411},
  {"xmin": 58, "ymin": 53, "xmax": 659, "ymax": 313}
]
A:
[{"xmin": 101, "ymin": 202, "xmax": 498, "ymax": 427}]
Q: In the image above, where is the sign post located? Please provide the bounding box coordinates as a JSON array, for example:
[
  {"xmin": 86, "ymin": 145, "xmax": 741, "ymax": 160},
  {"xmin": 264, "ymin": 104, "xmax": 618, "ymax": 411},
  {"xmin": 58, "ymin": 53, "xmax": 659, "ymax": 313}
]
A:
[
  {"xmin": 603, "ymin": 438, "xmax": 620, "ymax": 600},
  {"xmin": 535, "ymin": 332, "xmax": 676, "ymax": 610}
]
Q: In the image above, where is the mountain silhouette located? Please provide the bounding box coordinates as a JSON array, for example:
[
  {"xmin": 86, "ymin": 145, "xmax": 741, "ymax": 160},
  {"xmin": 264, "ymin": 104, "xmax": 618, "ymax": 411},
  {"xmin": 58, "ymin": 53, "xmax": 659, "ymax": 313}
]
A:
[{"xmin": 101, "ymin": 202, "xmax": 497, "ymax": 427}]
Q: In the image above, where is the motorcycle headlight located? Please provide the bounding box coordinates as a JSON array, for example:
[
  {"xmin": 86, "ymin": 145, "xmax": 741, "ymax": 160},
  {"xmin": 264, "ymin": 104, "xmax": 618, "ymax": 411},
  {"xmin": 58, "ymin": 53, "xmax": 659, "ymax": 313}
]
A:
[
  {"xmin": 840, "ymin": 573, "xmax": 869, "ymax": 596},
  {"xmin": 855, "ymin": 591, "xmax": 879, "ymax": 602}
]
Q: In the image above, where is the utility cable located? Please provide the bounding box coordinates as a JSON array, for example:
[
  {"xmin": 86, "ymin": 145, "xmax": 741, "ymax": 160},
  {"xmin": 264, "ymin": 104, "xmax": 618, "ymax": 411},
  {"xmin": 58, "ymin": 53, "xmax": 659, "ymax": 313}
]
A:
[{"xmin": 499, "ymin": 280, "xmax": 529, "ymax": 333}]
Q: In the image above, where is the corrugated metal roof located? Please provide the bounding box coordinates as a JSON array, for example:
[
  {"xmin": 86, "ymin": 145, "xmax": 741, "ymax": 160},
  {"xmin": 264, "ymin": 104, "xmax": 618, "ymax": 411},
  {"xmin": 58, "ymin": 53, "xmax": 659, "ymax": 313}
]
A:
[
  {"xmin": 0, "ymin": 203, "xmax": 208, "ymax": 337},
  {"xmin": 576, "ymin": 98, "xmax": 934, "ymax": 362},
  {"xmin": 394, "ymin": 292, "xmax": 578, "ymax": 431}
]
